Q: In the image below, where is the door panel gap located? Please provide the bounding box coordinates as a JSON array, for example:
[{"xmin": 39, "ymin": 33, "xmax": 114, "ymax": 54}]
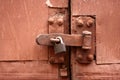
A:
[{"xmin": 68, "ymin": 0, "xmax": 72, "ymax": 80}]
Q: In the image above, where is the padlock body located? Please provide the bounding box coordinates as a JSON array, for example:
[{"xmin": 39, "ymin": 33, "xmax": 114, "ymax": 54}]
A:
[{"xmin": 54, "ymin": 43, "xmax": 66, "ymax": 54}]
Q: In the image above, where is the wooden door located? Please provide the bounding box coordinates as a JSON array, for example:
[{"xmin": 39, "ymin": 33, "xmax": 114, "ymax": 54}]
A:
[
  {"xmin": 1, "ymin": 0, "xmax": 120, "ymax": 80},
  {"xmin": 0, "ymin": 0, "xmax": 69, "ymax": 80},
  {"xmin": 71, "ymin": 0, "xmax": 120, "ymax": 80}
]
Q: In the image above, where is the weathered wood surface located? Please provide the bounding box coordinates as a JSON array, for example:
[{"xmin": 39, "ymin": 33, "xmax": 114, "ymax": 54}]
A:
[
  {"xmin": 72, "ymin": 61, "xmax": 120, "ymax": 80},
  {"xmin": 0, "ymin": 0, "xmax": 69, "ymax": 80},
  {"xmin": 0, "ymin": 61, "xmax": 59, "ymax": 80},
  {"xmin": 0, "ymin": 0, "xmax": 48, "ymax": 60},
  {"xmin": 71, "ymin": 0, "xmax": 120, "ymax": 80},
  {"xmin": 72, "ymin": 0, "xmax": 120, "ymax": 64}
]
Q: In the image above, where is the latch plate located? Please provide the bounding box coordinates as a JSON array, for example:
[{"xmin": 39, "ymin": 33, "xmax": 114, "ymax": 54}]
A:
[
  {"xmin": 71, "ymin": 16, "xmax": 96, "ymax": 63},
  {"xmin": 48, "ymin": 9, "xmax": 68, "ymax": 64},
  {"xmin": 36, "ymin": 15, "xmax": 95, "ymax": 63}
]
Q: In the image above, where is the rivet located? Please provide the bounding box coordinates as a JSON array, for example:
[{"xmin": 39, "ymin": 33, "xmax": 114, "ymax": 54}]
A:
[
  {"xmin": 87, "ymin": 19, "xmax": 94, "ymax": 27},
  {"xmin": 49, "ymin": 57, "xmax": 55, "ymax": 63},
  {"xmin": 87, "ymin": 54, "xmax": 94, "ymax": 61},
  {"xmin": 57, "ymin": 18, "xmax": 64, "ymax": 26},
  {"xmin": 77, "ymin": 54, "xmax": 83, "ymax": 60},
  {"xmin": 76, "ymin": 17, "xmax": 84, "ymax": 27},
  {"xmin": 48, "ymin": 17, "xmax": 54, "ymax": 25}
]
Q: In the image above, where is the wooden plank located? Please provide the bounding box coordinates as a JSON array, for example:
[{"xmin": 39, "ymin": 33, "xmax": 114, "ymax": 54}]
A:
[
  {"xmin": 71, "ymin": 0, "xmax": 120, "ymax": 80},
  {"xmin": 73, "ymin": 62, "xmax": 120, "ymax": 80},
  {"xmin": 0, "ymin": 0, "xmax": 48, "ymax": 60},
  {"xmin": 72, "ymin": 56, "xmax": 120, "ymax": 80},
  {"xmin": 72, "ymin": 0, "xmax": 120, "ymax": 64},
  {"xmin": 71, "ymin": 45, "xmax": 120, "ymax": 80},
  {"xmin": 71, "ymin": 47, "xmax": 120, "ymax": 80},
  {"xmin": 0, "ymin": 61, "xmax": 59, "ymax": 80}
]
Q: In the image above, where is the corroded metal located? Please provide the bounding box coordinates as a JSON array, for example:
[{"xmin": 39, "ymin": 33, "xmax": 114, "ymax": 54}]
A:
[{"xmin": 71, "ymin": 16, "xmax": 95, "ymax": 63}]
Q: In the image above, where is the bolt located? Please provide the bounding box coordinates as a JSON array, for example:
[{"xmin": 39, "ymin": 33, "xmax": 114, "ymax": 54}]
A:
[
  {"xmin": 77, "ymin": 54, "xmax": 83, "ymax": 60},
  {"xmin": 87, "ymin": 54, "xmax": 94, "ymax": 61},
  {"xmin": 49, "ymin": 57, "xmax": 55, "ymax": 63},
  {"xmin": 57, "ymin": 17, "xmax": 64, "ymax": 26},
  {"xmin": 87, "ymin": 19, "xmax": 94, "ymax": 27},
  {"xmin": 76, "ymin": 18, "xmax": 84, "ymax": 27},
  {"xmin": 48, "ymin": 17, "xmax": 54, "ymax": 25}
]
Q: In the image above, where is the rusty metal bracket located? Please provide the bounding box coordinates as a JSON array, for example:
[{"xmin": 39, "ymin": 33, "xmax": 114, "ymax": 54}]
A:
[
  {"xmin": 36, "ymin": 33, "xmax": 92, "ymax": 48},
  {"xmin": 82, "ymin": 31, "xmax": 92, "ymax": 49},
  {"xmin": 36, "ymin": 12, "xmax": 95, "ymax": 64},
  {"xmin": 36, "ymin": 33, "xmax": 82, "ymax": 46},
  {"xmin": 36, "ymin": 32, "xmax": 93, "ymax": 63},
  {"xmin": 47, "ymin": 9, "xmax": 68, "ymax": 64},
  {"xmin": 71, "ymin": 16, "xmax": 95, "ymax": 63},
  {"xmin": 49, "ymin": 56, "xmax": 64, "ymax": 64},
  {"xmin": 59, "ymin": 66, "xmax": 68, "ymax": 77}
]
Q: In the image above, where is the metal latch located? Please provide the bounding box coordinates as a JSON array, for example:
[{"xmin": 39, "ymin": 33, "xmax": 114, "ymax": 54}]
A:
[
  {"xmin": 36, "ymin": 33, "xmax": 91, "ymax": 47},
  {"xmin": 36, "ymin": 14, "xmax": 95, "ymax": 64},
  {"xmin": 36, "ymin": 31, "xmax": 92, "ymax": 57}
]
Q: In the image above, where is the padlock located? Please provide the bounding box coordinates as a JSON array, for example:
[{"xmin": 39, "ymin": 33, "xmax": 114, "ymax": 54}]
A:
[{"xmin": 54, "ymin": 36, "xmax": 66, "ymax": 54}]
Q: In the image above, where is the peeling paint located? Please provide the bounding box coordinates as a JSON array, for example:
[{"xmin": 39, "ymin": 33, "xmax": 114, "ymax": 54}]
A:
[{"xmin": 46, "ymin": 0, "xmax": 53, "ymax": 7}]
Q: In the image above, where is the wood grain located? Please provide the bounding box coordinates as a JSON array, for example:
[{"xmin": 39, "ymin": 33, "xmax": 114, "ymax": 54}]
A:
[
  {"xmin": 0, "ymin": 0, "xmax": 48, "ymax": 60},
  {"xmin": 0, "ymin": 1, "xmax": 69, "ymax": 80},
  {"xmin": 72, "ymin": 61, "xmax": 120, "ymax": 80},
  {"xmin": 0, "ymin": 61, "xmax": 59, "ymax": 80},
  {"xmin": 71, "ymin": 48, "xmax": 120, "ymax": 80},
  {"xmin": 71, "ymin": 0, "xmax": 120, "ymax": 80},
  {"xmin": 72, "ymin": 0, "xmax": 120, "ymax": 64}
]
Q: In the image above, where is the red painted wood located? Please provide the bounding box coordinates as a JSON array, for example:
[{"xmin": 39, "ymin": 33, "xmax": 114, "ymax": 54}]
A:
[
  {"xmin": 0, "ymin": 0, "xmax": 69, "ymax": 80},
  {"xmin": 0, "ymin": 0, "xmax": 48, "ymax": 60},
  {"xmin": 72, "ymin": 0, "xmax": 120, "ymax": 64},
  {"xmin": 71, "ymin": 0, "xmax": 120, "ymax": 80},
  {"xmin": 0, "ymin": 61, "xmax": 59, "ymax": 80},
  {"xmin": 71, "ymin": 61, "xmax": 120, "ymax": 80}
]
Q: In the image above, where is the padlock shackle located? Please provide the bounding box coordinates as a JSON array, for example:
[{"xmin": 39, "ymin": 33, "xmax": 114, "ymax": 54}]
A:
[{"xmin": 56, "ymin": 36, "xmax": 64, "ymax": 44}]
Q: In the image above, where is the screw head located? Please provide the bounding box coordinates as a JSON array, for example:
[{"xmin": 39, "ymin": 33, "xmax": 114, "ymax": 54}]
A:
[
  {"xmin": 87, "ymin": 54, "xmax": 94, "ymax": 61},
  {"xmin": 76, "ymin": 18, "xmax": 84, "ymax": 27},
  {"xmin": 49, "ymin": 57, "xmax": 55, "ymax": 63},
  {"xmin": 77, "ymin": 54, "xmax": 83, "ymax": 60},
  {"xmin": 48, "ymin": 17, "xmax": 54, "ymax": 25},
  {"xmin": 57, "ymin": 18, "xmax": 64, "ymax": 26},
  {"xmin": 87, "ymin": 19, "xmax": 94, "ymax": 27}
]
